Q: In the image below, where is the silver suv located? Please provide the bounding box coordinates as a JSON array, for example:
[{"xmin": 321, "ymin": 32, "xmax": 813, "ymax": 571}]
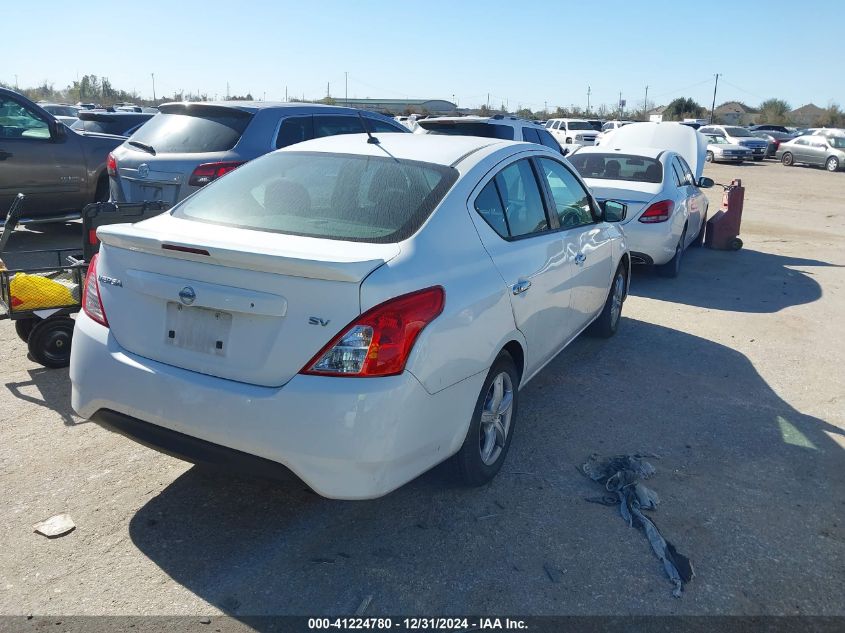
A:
[
  {"xmin": 108, "ymin": 102, "xmax": 408, "ymax": 204},
  {"xmin": 414, "ymin": 115, "xmax": 564, "ymax": 154}
]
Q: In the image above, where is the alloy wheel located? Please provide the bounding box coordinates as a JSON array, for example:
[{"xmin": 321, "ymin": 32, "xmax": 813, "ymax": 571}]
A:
[{"xmin": 479, "ymin": 372, "xmax": 514, "ymax": 466}]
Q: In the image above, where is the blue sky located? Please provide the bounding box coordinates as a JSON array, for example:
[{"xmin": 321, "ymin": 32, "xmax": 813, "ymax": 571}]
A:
[{"xmin": 5, "ymin": 0, "xmax": 842, "ymax": 111}]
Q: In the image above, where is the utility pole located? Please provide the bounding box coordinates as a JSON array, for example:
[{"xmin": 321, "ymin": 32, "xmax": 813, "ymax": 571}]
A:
[
  {"xmin": 285, "ymin": 86, "xmax": 288, "ymax": 102},
  {"xmin": 345, "ymin": 71, "xmax": 348, "ymax": 106},
  {"xmin": 14, "ymin": 74, "xmax": 18, "ymax": 90},
  {"xmin": 710, "ymin": 73, "xmax": 721, "ymax": 124},
  {"xmin": 544, "ymin": 101, "xmax": 547, "ymax": 115},
  {"xmin": 644, "ymin": 85, "xmax": 649, "ymax": 114},
  {"xmin": 151, "ymin": 73, "xmax": 155, "ymax": 101},
  {"xmin": 327, "ymin": 82, "xmax": 330, "ymax": 99},
  {"xmin": 587, "ymin": 86, "xmax": 591, "ymax": 113},
  {"xmin": 226, "ymin": 81, "xmax": 230, "ymax": 100},
  {"xmin": 487, "ymin": 93, "xmax": 490, "ymax": 109}
]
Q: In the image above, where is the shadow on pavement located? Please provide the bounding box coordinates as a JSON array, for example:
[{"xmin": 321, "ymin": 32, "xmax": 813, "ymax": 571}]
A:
[
  {"xmin": 629, "ymin": 247, "xmax": 840, "ymax": 313},
  {"xmin": 127, "ymin": 319, "xmax": 845, "ymax": 618},
  {"xmin": 4, "ymin": 367, "xmax": 83, "ymax": 426}
]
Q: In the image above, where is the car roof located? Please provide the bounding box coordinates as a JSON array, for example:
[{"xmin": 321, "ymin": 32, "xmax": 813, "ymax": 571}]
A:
[
  {"xmin": 279, "ymin": 132, "xmax": 527, "ymax": 168},
  {"xmin": 419, "ymin": 115, "xmax": 535, "ymax": 128},
  {"xmin": 572, "ymin": 145, "xmax": 665, "ymax": 159},
  {"xmin": 158, "ymin": 100, "xmax": 388, "ymax": 116}
]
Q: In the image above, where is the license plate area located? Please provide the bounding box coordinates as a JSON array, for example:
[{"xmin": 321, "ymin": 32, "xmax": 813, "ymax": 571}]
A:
[{"xmin": 165, "ymin": 302, "xmax": 232, "ymax": 356}]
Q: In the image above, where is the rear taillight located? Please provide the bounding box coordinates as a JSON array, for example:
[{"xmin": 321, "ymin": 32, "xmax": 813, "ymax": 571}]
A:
[
  {"xmin": 106, "ymin": 153, "xmax": 117, "ymax": 177},
  {"xmin": 82, "ymin": 253, "xmax": 108, "ymax": 327},
  {"xmin": 188, "ymin": 161, "xmax": 245, "ymax": 187},
  {"xmin": 301, "ymin": 287, "xmax": 445, "ymax": 377},
  {"xmin": 639, "ymin": 199, "xmax": 674, "ymax": 223}
]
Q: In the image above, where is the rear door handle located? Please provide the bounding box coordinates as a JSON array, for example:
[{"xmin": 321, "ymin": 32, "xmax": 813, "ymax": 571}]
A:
[
  {"xmin": 0, "ymin": 150, "xmax": 12, "ymax": 161},
  {"xmin": 512, "ymin": 279, "xmax": 532, "ymax": 295},
  {"xmin": 575, "ymin": 253, "xmax": 587, "ymax": 266}
]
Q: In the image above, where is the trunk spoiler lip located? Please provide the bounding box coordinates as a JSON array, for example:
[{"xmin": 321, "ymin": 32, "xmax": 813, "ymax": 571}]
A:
[{"xmin": 97, "ymin": 224, "xmax": 397, "ymax": 283}]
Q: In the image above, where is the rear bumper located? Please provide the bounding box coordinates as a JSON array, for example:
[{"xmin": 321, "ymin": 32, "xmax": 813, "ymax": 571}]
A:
[
  {"xmin": 70, "ymin": 311, "xmax": 483, "ymax": 499},
  {"xmin": 92, "ymin": 409, "xmax": 300, "ymax": 482},
  {"xmin": 620, "ymin": 220, "xmax": 682, "ymax": 266}
]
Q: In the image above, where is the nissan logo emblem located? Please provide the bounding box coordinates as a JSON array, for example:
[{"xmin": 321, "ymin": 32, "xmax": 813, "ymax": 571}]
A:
[
  {"xmin": 138, "ymin": 163, "xmax": 150, "ymax": 179},
  {"xmin": 178, "ymin": 287, "xmax": 196, "ymax": 305}
]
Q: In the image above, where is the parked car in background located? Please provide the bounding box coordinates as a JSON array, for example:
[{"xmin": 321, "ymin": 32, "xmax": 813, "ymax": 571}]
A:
[
  {"xmin": 545, "ymin": 118, "xmax": 599, "ymax": 146},
  {"xmin": 71, "ymin": 110, "xmax": 154, "ymax": 138},
  {"xmin": 750, "ymin": 124, "xmax": 791, "ymax": 134},
  {"xmin": 71, "ymin": 133, "xmax": 631, "ymax": 499},
  {"xmin": 777, "ymin": 135, "xmax": 845, "ymax": 171},
  {"xmin": 569, "ymin": 122, "xmax": 713, "ymax": 278},
  {"xmin": 596, "ymin": 120, "xmax": 634, "ymax": 145},
  {"xmin": 415, "ymin": 115, "xmax": 563, "ymax": 153},
  {"xmin": 704, "ymin": 134, "xmax": 752, "ymax": 163},
  {"xmin": 108, "ymin": 101, "xmax": 409, "ymax": 206},
  {"xmin": 0, "ymin": 88, "xmax": 124, "ymax": 223},
  {"xmin": 698, "ymin": 125, "xmax": 768, "ymax": 161},
  {"xmin": 750, "ymin": 130, "xmax": 795, "ymax": 157},
  {"xmin": 39, "ymin": 103, "xmax": 80, "ymax": 126}
]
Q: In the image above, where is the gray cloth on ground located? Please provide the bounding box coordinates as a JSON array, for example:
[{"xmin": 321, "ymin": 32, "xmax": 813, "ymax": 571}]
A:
[{"xmin": 582, "ymin": 453, "xmax": 694, "ymax": 598}]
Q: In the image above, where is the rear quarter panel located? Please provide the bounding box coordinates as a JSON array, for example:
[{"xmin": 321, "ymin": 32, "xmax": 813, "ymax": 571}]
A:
[{"xmin": 359, "ymin": 170, "xmax": 521, "ymax": 396}]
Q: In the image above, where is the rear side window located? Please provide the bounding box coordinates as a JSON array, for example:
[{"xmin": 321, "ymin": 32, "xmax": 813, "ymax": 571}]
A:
[
  {"xmin": 474, "ymin": 180, "xmax": 509, "ymax": 237},
  {"xmin": 276, "ymin": 115, "xmax": 314, "ymax": 148},
  {"xmin": 174, "ymin": 152, "xmax": 458, "ymax": 243},
  {"xmin": 128, "ymin": 106, "xmax": 252, "ymax": 153},
  {"xmin": 365, "ymin": 118, "xmax": 406, "ymax": 134},
  {"xmin": 314, "ymin": 115, "xmax": 365, "ymax": 138},
  {"xmin": 418, "ymin": 121, "xmax": 515, "ymax": 140},
  {"xmin": 536, "ymin": 129, "xmax": 562, "ymax": 153},
  {"xmin": 522, "ymin": 127, "xmax": 540, "ymax": 143}
]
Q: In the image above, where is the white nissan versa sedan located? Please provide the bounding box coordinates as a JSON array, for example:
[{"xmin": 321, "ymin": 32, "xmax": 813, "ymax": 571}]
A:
[
  {"xmin": 569, "ymin": 123, "xmax": 714, "ymax": 278},
  {"xmin": 70, "ymin": 133, "xmax": 631, "ymax": 499}
]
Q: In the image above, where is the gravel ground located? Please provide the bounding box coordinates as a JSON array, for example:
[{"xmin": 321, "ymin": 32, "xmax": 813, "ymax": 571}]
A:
[{"xmin": 0, "ymin": 159, "xmax": 843, "ymax": 618}]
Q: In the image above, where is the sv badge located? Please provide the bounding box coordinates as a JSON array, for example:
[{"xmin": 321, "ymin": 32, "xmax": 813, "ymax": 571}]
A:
[{"xmin": 308, "ymin": 317, "xmax": 330, "ymax": 327}]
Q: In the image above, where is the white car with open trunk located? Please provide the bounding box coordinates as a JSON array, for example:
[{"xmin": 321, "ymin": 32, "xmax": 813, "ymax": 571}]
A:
[
  {"xmin": 569, "ymin": 123, "xmax": 714, "ymax": 277},
  {"xmin": 70, "ymin": 133, "xmax": 631, "ymax": 499}
]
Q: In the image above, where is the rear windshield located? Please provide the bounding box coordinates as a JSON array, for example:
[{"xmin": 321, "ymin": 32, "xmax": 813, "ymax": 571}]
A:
[
  {"xmin": 127, "ymin": 105, "xmax": 253, "ymax": 153},
  {"xmin": 73, "ymin": 115, "xmax": 150, "ymax": 136},
  {"xmin": 418, "ymin": 121, "xmax": 514, "ymax": 140},
  {"xmin": 566, "ymin": 121, "xmax": 594, "ymax": 131},
  {"xmin": 569, "ymin": 152, "xmax": 664, "ymax": 184},
  {"xmin": 725, "ymin": 126, "xmax": 753, "ymax": 137},
  {"xmin": 173, "ymin": 151, "xmax": 459, "ymax": 243}
]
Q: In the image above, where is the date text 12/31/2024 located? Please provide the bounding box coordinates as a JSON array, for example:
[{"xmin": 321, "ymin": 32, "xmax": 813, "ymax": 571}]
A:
[{"xmin": 308, "ymin": 618, "xmax": 528, "ymax": 630}]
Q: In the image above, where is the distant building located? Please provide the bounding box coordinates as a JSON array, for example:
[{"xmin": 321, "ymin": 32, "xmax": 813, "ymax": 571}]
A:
[
  {"xmin": 648, "ymin": 105, "xmax": 666, "ymax": 122},
  {"xmin": 337, "ymin": 98, "xmax": 457, "ymax": 115},
  {"xmin": 714, "ymin": 101, "xmax": 759, "ymax": 125},
  {"xmin": 789, "ymin": 103, "xmax": 826, "ymax": 127}
]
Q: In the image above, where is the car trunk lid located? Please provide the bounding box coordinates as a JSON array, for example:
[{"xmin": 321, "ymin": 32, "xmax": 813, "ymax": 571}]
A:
[
  {"xmin": 601, "ymin": 122, "xmax": 706, "ymax": 180},
  {"xmin": 95, "ymin": 215, "xmax": 399, "ymax": 386}
]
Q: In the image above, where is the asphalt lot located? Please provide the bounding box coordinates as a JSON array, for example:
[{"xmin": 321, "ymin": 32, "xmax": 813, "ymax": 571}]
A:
[{"xmin": 0, "ymin": 159, "xmax": 843, "ymax": 618}]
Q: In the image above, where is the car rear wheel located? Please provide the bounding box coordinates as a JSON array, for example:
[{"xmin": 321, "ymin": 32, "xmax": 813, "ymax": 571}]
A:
[
  {"xmin": 454, "ymin": 352, "xmax": 518, "ymax": 487},
  {"xmin": 781, "ymin": 152, "xmax": 794, "ymax": 166},
  {"xmin": 657, "ymin": 228, "xmax": 686, "ymax": 278},
  {"xmin": 692, "ymin": 213, "xmax": 707, "ymax": 247},
  {"xmin": 826, "ymin": 157, "xmax": 840, "ymax": 172},
  {"xmin": 588, "ymin": 263, "xmax": 627, "ymax": 338}
]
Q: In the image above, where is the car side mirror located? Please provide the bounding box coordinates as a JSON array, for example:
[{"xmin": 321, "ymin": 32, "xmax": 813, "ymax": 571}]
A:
[
  {"xmin": 698, "ymin": 176, "xmax": 714, "ymax": 189},
  {"xmin": 601, "ymin": 200, "xmax": 627, "ymax": 222},
  {"xmin": 50, "ymin": 120, "xmax": 67, "ymax": 141}
]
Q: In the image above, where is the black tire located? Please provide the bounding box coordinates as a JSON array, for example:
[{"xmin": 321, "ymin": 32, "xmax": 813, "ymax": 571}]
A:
[
  {"xmin": 826, "ymin": 157, "xmax": 840, "ymax": 172},
  {"xmin": 705, "ymin": 151, "xmax": 714, "ymax": 163},
  {"xmin": 14, "ymin": 318, "xmax": 37, "ymax": 343},
  {"xmin": 692, "ymin": 214, "xmax": 707, "ymax": 247},
  {"xmin": 95, "ymin": 176, "xmax": 110, "ymax": 202},
  {"xmin": 781, "ymin": 152, "xmax": 794, "ymax": 166},
  {"xmin": 27, "ymin": 316, "xmax": 75, "ymax": 368},
  {"xmin": 454, "ymin": 352, "xmax": 519, "ymax": 487},
  {"xmin": 753, "ymin": 156, "xmax": 763, "ymax": 162},
  {"xmin": 657, "ymin": 228, "xmax": 686, "ymax": 278},
  {"xmin": 588, "ymin": 263, "xmax": 627, "ymax": 338},
  {"xmin": 730, "ymin": 238, "xmax": 743, "ymax": 251}
]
